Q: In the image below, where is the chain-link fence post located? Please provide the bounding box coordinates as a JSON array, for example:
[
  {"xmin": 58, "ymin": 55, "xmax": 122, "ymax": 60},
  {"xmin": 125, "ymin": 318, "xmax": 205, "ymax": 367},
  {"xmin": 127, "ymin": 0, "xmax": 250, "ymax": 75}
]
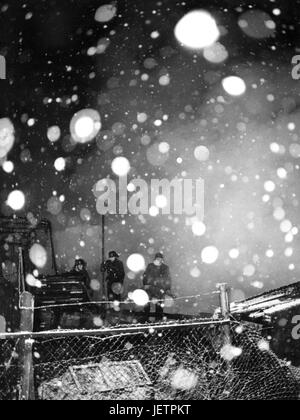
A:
[
  {"xmin": 218, "ymin": 283, "xmax": 231, "ymax": 345},
  {"xmin": 19, "ymin": 292, "xmax": 35, "ymax": 400}
]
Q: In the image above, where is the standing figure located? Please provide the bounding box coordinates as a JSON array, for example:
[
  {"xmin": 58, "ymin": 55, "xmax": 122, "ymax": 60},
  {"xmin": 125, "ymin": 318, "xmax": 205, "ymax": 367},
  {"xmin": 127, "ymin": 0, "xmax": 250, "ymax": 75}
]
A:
[
  {"xmin": 101, "ymin": 251, "xmax": 125, "ymax": 301},
  {"xmin": 143, "ymin": 253, "xmax": 172, "ymax": 321},
  {"xmin": 71, "ymin": 258, "xmax": 91, "ymax": 300}
]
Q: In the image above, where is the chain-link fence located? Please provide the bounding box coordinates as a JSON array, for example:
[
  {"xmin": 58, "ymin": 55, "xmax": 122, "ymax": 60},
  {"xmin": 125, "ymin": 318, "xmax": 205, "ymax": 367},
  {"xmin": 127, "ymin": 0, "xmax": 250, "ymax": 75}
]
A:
[
  {"xmin": 0, "ymin": 337, "xmax": 22, "ymax": 400},
  {"xmin": 0, "ymin": 319, "xmax": 299, "ymax": 400}
]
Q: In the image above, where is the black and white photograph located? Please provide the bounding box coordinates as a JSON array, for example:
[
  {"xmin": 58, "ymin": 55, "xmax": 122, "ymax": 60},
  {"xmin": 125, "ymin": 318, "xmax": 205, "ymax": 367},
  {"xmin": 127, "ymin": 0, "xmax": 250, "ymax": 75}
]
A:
[{"xmin": 0, "ymin": 0, "xmax": 300, "ymax": 404}]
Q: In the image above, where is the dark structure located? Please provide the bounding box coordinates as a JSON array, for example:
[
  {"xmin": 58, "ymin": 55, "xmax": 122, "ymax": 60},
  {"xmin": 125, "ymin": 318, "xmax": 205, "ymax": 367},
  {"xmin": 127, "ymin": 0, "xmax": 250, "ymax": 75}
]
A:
[
  {"xmin": 143, "ymin": 253, "xmax": 172, "ymax": 320},
  {"xmin": 101, "ymin": 251, "xmax": 125, "ymax": 301},
  {"xmin": 0, "ymin": 217, "xmax": 92, "ymax": 331},
  {"xmin": 231, "ymin": 281, "xmax": 300, "ymax": 367}
]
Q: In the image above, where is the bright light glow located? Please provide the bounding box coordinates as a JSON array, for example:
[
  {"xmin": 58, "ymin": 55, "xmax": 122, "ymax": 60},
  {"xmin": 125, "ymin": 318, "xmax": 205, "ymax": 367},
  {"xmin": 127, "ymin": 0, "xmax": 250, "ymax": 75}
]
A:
[
  {"xmin": 252, "ymin": 281, "xmax": 264, "ymax": 289},
  {"xmin": 111, "ymin": 156, "xmax": 131, "ymax": 177},
  {"xmin": 203, "ymin": 42, "xmax": 228, "ymax": 63},
  {"xmin": 6, "ymin": 190, "xmax": 25, "ymax": 211},
  {"xmin": 229, "ymin": 249, "xmax": 240, "ymax": 259},
  {"xmin": 258, "ymin": 339, "xmax": 270, "ymax": 352},
  {"xmin": 93, "ymin": 317, "xmax": 103, "ymax": 327},
  {"xmin": 149, "ymin": 206, "xmax": 159, "ymax": 217},
  {"xmin": 147, "ymin": 143, "xmax": 169, "ymax": 166},
  {"xmin": 171, "ymin": 368, "xmax": 198, "ymax": 391},
  {"xmin": 201, "ymin": 246, "xmax": 219, "ymax": 264},
  {"xmin": 273, "ymin": 9, "xmax": 281, "ymax": 16},
  {"xmin": 130, "ymin": 289, "xmax": 149, "ymax": 306},
  {"xmin": 155, "ymin": 195, "xmax": 168, "ymax": 209},
  {"xmin": 264, "ymin": 180, "xmax": 276, "ymax": 193},
  {"xmin": 159, "ymin": 74, "xmax": 171, "ymax": 86},
  {"xmin": 47, "ymin": 126, "xmax": 61, "ymax": 143},
  {"xmin": 137, "ymin": 113, "xmax": 148, "ymax": 123},
  {"xmin": 285, "ymin": 233, "xmax": 294, "ymax": 243},
  {"xmin": 194, "ymin": 146, "xmax": 210, "ymax": 162},
  {"xmin": 127, "ymin": 183, "xmax": 136, "ymax": 193},
  {"xmin": 280, "ymin": 220, "xmax": 292, "ymax": 233},
  {"xmin": 289, "ymin": 143, "xmax": 300, "ymax": 158},
  {"xmin": 192, "ymin": 221, "xmax": 206, "ymax": 236},
  {"xmin": 29, "ymin": 244, "xmax": 48, "ymax": 268},
  {"xmin": 273, "ymin": 207, "xmax": 285, "ymax": 221},
  {"xmin": 285, "ymin": 247, "xmax": 293, "ymax": 257},
  {"xmin": 2, "ymin": 161, "xmax": 14, "ymax": 173},
  {"xmin": 262, "ymin": 195, "xmax": 270, "ymax": 203},
  {"xmin": 158, "ymin": 142, "xmax": 170, "ymax": 154},
  {"xmin": 277, "ymin": 168, "xmax": 287, "ymax": 179},
  {"xmin": 222, "ymin": 76, "xmax": 247, "ymax": 96},
  {"xmin": 70, "ymin": 109, "xmax": 101, "ymax": 144},
  {"xmin": 175, "ymin": 10, "xmax": 220, "ymax": 50},
  {"xmin": 95, "ymin": 4, "xmax": 117, "ymax": 23},
  {"xmin": 127, "ymin": 254, "xmax": 146, "ymax": 272},
  {"xmin": 47, "ymin": 196, "xmax": 62, "ymax": 216},
  {"xmin": 111, "ymin": 282, "xmax": 124, "ymax": 295},
  {"xmin": 190, "ymin": 267, "xmax": 201, "ymax": 278},
  {"xmin": 270, "ymin": 142, "xmax": 280, "ymax": 153},
  {"xmin": 27, "ymin": 118, "xmax": 35, "ymax": 127},
  {"xmin": 90, "ymin": 279, "xmax": 101, "ymax": 291},
  {"xmin": 75, "ymin": 117, "xmax": 94, "ymax": 138},
  {"xmin": 243, "ymin": 264, "xmax": 256, "ymax": 277},
  {"xmin": 221, "ymin": 344, "xmax": 242, "ymax": 362},
  {"xmin": 26, "ymin": 274, "xmax": 42, "ymax": 289},
  {"xmin": 80, "ymin": 208, "xmax": 91, "ymax": 221},
  {"xmin": 164, "ymin": 295, "xmax": 175, "ymax": 308},
  {"xmin": 0, "ymin": 118, "xmax": 15, "ymax": 158},
  {"xmin": 54, "ymin": 157, "xmax": 66, "ymax": 172}
]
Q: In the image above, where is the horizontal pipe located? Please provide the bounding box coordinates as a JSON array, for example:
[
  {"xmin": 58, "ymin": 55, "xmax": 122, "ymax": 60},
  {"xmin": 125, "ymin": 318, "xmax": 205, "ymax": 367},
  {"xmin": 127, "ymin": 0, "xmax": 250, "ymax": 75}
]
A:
[{"xmin": 0, "ymin": 319, "xmax": 231, "ymax": 340}]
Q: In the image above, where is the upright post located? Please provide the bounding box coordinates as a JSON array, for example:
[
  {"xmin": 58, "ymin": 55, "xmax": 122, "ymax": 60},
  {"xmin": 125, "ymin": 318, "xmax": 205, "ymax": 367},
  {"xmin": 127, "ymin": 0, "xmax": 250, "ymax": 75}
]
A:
[
  {"xmin": 18, "ymin": 247, "xmax": 26, "ymax": 294},
  {"xmin": 19, "ymin": 292, "xmax": 35, "ymax": 400},
  {"xmin": 101, "ymin": 215, "xmax": 107, "ymax": 301},
  {"xmin": 47, "ymin": 221, "xmax": 58, "ymax": 275},
  {"xmin": 218, "ymin": 283, "xmax": 231, "ymax": 345}
]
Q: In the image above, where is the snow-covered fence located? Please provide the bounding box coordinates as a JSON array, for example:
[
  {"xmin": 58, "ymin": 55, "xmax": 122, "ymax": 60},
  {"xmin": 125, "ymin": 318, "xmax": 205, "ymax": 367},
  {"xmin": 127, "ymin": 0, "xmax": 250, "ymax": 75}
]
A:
[{"xmin": 0, "ymin": 319, "xmax": 299, "ymax": 400}]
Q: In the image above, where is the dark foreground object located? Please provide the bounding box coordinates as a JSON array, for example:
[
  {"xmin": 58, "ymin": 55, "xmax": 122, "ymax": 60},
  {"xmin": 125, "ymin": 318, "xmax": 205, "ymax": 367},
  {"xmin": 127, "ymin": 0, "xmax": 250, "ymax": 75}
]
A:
[{"xmin": 1, "ymin": 320, "xmax": 299, "ymax": 400}]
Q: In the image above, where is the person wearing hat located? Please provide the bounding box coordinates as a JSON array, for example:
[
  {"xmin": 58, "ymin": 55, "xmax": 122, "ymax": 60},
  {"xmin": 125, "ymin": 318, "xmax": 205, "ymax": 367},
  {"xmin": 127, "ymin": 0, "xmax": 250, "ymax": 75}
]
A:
[
  {"xmin": 143, "ymin": 253, "xmax": 172, "ymax": 321},
  {"xmin": 70, "ymin": 258, "xmax": 91, "ymax": 299},
  {"xmin": 101, "ymin": 251, "xmax": 125, "ymax": 301}
]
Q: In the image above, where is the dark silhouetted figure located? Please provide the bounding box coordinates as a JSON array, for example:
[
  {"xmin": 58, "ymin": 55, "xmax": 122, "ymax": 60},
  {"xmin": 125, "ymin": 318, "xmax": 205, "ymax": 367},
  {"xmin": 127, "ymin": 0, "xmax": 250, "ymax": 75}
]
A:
[
  {"xmin": 143, "ymin": 253, "xmax": 172, "ymax": 321},
  {"xmin": 71, "ymin": 258, "xmax": 91, "ymax": 299},
  {"xmin": 101, "ymin": 251, "xmax": 125, "ymax": 301}
]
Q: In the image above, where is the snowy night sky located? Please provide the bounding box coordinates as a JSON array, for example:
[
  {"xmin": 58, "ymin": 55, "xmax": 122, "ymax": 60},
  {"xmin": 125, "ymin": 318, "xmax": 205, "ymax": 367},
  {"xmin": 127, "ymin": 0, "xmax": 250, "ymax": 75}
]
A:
[{"xmin": 1, "ymin": 0, "xmax": 300, "ymax": 314}]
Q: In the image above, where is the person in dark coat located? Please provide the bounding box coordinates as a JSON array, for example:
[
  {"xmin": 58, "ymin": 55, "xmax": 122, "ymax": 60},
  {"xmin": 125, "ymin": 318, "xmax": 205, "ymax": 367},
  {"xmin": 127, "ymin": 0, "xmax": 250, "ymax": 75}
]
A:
[
  {"xmin": 70, "ymin": 258, "xmax": 91, "ymax": 300},
  {"xmin": 101, "ymin": 251, "xmax": 125, "ymax": 301},
  {"xmin": 143, "ymin": 253, "xmax": 172, "ymax": 320}
]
